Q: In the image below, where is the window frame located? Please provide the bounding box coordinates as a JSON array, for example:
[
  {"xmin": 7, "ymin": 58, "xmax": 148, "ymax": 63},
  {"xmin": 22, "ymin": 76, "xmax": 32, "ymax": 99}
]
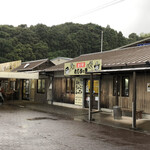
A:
[
  {"xmin": 37, "ymin": 79, "xmax": 46, "ymax": 94},
  {"xmin": 71, "ymin": 78, "xmax": 75, "ymax": 93},
  {"xmin": 66, "ymin": 78, "xmax": 70, "ymax": 93},
  {"xmin": 122, "ymin": 76, "xmax": 129, "ymax": 97},
  {"xmin": 66, "ymin": 77, "xmax": 75, "ymax": 93},
  {"xmin": 113, "ymin": 76, "xmax": 120, "ymax": 96}
]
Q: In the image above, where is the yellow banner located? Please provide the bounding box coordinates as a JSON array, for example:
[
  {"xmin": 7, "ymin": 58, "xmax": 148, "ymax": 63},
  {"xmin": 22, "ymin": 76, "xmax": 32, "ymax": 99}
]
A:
[
  {"xmin": 64, "ymin": 59, "xmax": 102, "ymax": 76},
  {"xmin": 0, "ymin": 60, "xmax": 21, "ymax": 72}
]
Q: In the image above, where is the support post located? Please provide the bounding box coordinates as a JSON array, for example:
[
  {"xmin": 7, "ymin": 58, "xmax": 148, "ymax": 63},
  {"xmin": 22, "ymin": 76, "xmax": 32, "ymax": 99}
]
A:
[
  {"xmin": 89, "ymin": 73, "xmax": 93, "ymax": 121},
  {"xmin": 116, "ymin": 75, "xmax": 119, "ymax": 106},
  {"xmin": 98, "ymin": 75, "xmax": 102, "ymax": 111},
  {"xmin": 82, "ymin": 79, "xmax": 86, "ymax": 109},
  {"xmin": 132, "ymin": 71, "xmax": 136, "ymax": 129},
  {"xmin": 51, "ymin": 76, "xmax": 54, "ymax": 105}
]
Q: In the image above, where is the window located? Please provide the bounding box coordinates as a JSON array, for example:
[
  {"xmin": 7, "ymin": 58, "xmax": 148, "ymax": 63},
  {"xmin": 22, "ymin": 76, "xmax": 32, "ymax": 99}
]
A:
[
  {"xmin": 86, "ymin": 80, "xmax": 99, "ymax": 94},
  {"xmin": 37, "ymin": 79, "xmax": 45, "ymax": 93},
  {"xmin": 122, "ymin": 76, "xmax": 129, "ymax": 97},
  {"xmin": 10, "ymin": 81, "xmax": 16, "ymax": 90},
  {"xmin": 66, "ymin": 78, "xmax": 75, "ymax": 93},
  {"xmin": 66, "ymin": 78, "xmax": 70, "ymax": 93},
  {"xmin": 113, "ymin": 76, "xmax": 120, "ymax": 96},
  {"xmin": 71, "ymin": 78, "xmax": 75, "ymax": 93},
  {"xmin": 3, "ymin": 81, "xmax": 8, "ymax": 92}
]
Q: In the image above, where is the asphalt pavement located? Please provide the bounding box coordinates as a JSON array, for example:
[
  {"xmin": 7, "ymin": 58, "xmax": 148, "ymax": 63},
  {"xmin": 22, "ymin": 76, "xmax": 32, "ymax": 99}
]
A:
[
  {"xmin": 1, "ymin": 103, "xmax": 150, "ymax": 150},
  {"xmin": 5, "ymin": 100, "xmax": 150, "ymax": 135}
]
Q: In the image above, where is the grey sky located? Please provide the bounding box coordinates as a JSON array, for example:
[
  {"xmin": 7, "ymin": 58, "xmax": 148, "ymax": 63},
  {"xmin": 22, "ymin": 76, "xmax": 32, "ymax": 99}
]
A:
[{"xmin": 0, "ymin": 0, "xmax": 150, "ymax": 37}]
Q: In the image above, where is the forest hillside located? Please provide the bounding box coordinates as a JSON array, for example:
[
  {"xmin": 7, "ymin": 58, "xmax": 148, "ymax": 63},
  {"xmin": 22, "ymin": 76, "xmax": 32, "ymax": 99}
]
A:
[{"xmin": 0, "ymin": 22, "xmax": 145, "ymax": 63}]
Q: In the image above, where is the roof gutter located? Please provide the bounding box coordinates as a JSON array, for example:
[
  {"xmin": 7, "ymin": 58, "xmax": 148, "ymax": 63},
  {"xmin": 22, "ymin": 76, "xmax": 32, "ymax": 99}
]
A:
[{"xmin": 87, "ymin": 67, "xmax": 150, "ymax": 74}]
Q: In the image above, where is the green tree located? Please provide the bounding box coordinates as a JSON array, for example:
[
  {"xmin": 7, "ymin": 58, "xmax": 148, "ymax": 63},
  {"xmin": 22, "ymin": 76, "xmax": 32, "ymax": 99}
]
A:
[
  {"xmin": 6, "ymin": 43, "xmax": 35, "ymax": 61},
  {"xmin": 33, "ymin": 41, "xmax": 48, "ymax": 59},
  {"xmin": 128, "ymin": 33, "xmax": 140, "ymax": 43},
  {"xmin": 0, "ymin": 22, "xmax": 143, "ymax": 63},
  {"xmin": 140, "ymin": 32, "xmax": 150, "ymax": 38}
]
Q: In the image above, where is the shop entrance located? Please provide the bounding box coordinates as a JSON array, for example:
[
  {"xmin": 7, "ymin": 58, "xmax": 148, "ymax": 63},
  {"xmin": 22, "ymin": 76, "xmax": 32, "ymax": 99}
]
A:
[
  {"xmin": 85, "ymin": 79, "xmax": 99, "ymax": 109},
  {"xmin": 22, "ymin": 79, "xmax": 30, "ymax": 100}
]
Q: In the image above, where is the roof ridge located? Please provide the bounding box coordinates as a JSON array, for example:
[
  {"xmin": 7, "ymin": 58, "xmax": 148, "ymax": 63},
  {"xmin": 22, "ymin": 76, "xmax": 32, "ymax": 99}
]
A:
[
  {"xmin": 50, "ymin": 57, "xmax": 72, "ymax": 61},
  {"xmin": 80, "ymin": 44, "xmax": 150, "ymax": 57},
  {"xmin": 22, "ymin": 58, "xmax": 48, "ymax": 64}
]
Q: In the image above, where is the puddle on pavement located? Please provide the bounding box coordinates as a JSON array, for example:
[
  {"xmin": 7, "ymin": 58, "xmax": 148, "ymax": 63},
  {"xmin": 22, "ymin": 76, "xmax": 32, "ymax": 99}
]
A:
[
  {"xmin": 27, "ymin": 117, "xmax": 58, "ymax": 121},
  {"xmin": 76, "ymin": 134, "xmax": 86, "ymax": 138}
]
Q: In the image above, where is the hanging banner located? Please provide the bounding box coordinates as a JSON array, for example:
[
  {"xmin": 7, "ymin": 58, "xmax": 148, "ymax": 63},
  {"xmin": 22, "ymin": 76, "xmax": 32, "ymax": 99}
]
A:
[
  {"xmin": 64, "ymin": 59, "xmax": 102, "ymax": 76},
  {"xmin": 75, "ymin": 77, "xmax": 83, "ymax": 106}
]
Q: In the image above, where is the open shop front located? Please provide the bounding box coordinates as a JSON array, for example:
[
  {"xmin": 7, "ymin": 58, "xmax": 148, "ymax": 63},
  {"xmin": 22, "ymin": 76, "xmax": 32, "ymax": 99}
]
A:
[
  {"xmin": 64, "ymin": 59, "xmax": 102, "ymax": 109},
  {"xmin": 0, "ymin": 72, "xmax": 39, "ymax": 102}
]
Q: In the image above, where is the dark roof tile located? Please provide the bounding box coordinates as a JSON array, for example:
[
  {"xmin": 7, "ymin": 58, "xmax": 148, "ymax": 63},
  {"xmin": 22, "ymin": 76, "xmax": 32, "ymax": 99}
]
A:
[
  {"xmin": 45, "ymin": 45, "xmax": 150, "ymax": 72},
  {"xmin": 14, "ymin": 59, "xmax": 52, "ymax": 72}
]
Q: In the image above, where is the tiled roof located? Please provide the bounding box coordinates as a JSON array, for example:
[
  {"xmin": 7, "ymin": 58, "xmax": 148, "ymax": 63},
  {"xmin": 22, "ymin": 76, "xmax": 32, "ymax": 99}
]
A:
[
  {"xmin": 116, "ymin": 37, "xmax": 150, "ymax": 49},
  {"xmin": 45, "ymin": 45, "xmax": 150, "ymax": 72},
  {"xmin": 13, "ymin": 59, "xmax": 52, "ymax": 72}
]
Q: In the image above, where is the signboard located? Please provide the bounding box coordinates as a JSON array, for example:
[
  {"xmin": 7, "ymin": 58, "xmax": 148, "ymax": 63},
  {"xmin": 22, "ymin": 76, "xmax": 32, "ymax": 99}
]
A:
[
  {"xmin": 147, "ymin": 83, "xmax": 150, "ymax": 92},
  {"xmin": 0, "ymin": 60, "xmax": 21, "ymax": 72},
  {"xmin": 75, "ymin": 77, "xmax": 83, "ymax": 106},
  {"xmin": 64, "ymin": 59, "xmax": 102, "ymax": 76}
]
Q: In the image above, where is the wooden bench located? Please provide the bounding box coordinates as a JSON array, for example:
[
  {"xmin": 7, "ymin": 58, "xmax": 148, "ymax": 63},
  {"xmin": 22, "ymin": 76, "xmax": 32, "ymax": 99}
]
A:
[{"xmin": 121, "ymin": 108, "xmax": 143, "ymax": 119}]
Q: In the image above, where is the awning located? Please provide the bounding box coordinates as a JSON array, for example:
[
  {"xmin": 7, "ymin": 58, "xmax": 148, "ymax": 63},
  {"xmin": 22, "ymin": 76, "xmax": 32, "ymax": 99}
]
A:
[{"xmin": 0, "ymin": 72, "xmax": 39, "ymax": 79}]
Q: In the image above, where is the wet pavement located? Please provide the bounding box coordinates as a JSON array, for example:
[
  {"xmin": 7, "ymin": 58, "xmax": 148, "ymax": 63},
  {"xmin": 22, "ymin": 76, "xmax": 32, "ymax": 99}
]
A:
[
  {"xmin": 7, "ymin": 100, "xmax": 150, "ymax": 134},
  {"xmin": 0, "ymin": 100, "xmax": 150, "ymax": 149}
]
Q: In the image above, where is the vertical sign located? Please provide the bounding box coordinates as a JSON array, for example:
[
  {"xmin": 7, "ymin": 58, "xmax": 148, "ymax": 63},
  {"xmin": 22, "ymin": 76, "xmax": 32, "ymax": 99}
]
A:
[{"xmin": 75, "ymin": 77, "xmax": 83, "ymax": 106}]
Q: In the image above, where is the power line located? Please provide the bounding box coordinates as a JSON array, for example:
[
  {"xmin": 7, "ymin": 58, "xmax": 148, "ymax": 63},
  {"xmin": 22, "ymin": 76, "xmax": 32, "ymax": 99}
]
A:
[{"xmin": 72, "ymin": 0, "xmax": 125, "ymax": 20}]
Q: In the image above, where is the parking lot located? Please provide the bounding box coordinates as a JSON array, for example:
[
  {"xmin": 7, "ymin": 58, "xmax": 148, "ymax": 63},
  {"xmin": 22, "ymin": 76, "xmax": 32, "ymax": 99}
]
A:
[{"xmin": 0, "ymin": 104, "xmax": 150, "ymax": 150}]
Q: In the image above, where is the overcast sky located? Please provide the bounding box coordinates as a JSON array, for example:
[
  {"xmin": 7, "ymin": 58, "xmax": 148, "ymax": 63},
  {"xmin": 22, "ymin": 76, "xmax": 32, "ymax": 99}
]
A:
[{"xmin": 0, "ymin": 0, "xmax": 150, "ymax": 37}]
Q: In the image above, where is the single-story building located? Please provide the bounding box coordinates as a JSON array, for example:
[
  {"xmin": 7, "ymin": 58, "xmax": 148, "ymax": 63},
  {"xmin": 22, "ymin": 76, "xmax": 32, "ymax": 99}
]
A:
[
  {"xmin": 0, "ymin": 60, "xmax": 39, "ymax": 101},
  {"xmin": 12, "ymin": 58, "xmax": 54, "ymax": 102},
  {"xmin": 8, "ymin": 57, "xmax": 72, "ymax": 103},
  {"xmin": 44, "ymin": 38, "xmax": 150, "ymax": 115}
]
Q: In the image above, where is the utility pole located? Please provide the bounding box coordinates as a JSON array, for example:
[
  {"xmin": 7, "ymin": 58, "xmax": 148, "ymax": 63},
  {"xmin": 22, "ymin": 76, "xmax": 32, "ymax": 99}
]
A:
[{"xmin": 101, "ymin": 31, "xmax": 103, "ymax": 53}]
